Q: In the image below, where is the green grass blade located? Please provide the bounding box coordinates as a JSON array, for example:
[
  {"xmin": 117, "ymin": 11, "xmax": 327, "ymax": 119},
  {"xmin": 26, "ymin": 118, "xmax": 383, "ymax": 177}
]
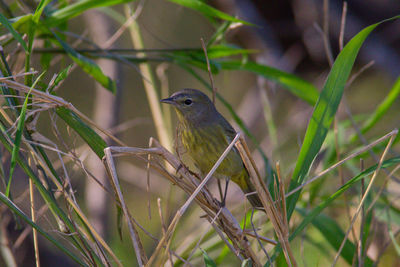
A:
[
  {"xmin": 375, "ymin": 200, "xmax": 400, "ymax": 226},
  {"xmin": 201, "ymin": 249, "xmax": 217, "ymax": 267},
  {"xmin": 55, "ymin": 107, "xmax": 107, "ymax": 158},
  {"xmin": 6, "ymin": 73, "xmax": 44, "ymax": 197},
  {"xmin": 0, "ymin": 123, "xmax": 92, "ymax": 259},
  {"xmin": 207, "ymin": 21, "xmax": 232, "ymax": 46},
  {"xmin": 351, "ymin": 76, "xmax": 400, "ymax": 143},
  {"xmin": 297, "ymin": 210, "xmax": 373, "ymax": 266},
  {"xmin": 47, "ymin": 0, "xmax": 133, "ymax": 24},
  {"xmin": 219, "ymin": 60, "xmax": 319, "ymax": 105},
  {"xmin": 291, "ymin": 157, "xmax": 400, "ymax": 242},
  {"xmin": 171, "ymin": 45, "xmax": 256, "ymax": 59},
  {"xmin": 48, "ymin": 65, "xmax": 72, "ymax": 93},
  {"xmin": 286, "ymin": 16, "xmax": 400, "ymax": 220},
  {"xmin": 52, "ymin": 32, "xmax": 116, "ymax": 93},
  {"xmin": 33, "ymin": 0, "xmax": 52, "ymax": 23},
  {"xmin": 0, "ymin": 13, "xmax": 28, "ymax": 52},
  {"xmin": 168, "ymin": 0, "xmax": 252, "ymax": 25},
  {"xmin": 0, "ymin": 192, "xmax": 88, "ymax": 266},
  {"xmin": 360, "ymin": 191, "xmax": 373, "ymax": 262},
  {"xmin": 389, "ymin": 228, "xmax": 400, "ymax": 256}
]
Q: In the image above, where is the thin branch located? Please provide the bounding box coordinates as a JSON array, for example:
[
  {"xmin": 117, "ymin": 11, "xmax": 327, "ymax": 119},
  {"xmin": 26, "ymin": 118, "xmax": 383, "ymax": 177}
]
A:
[
  {"xmin": 339, "ymin": 1, "xmax": 348, "ymax": 51},
  {"xmin": 145, "ymin": 133, "xmax": 242, "ymax": 267},
  {"xmin": 200, "ymin": 38, "xmax": 217, "ymax": 104},
  {"xmin": 104, "ymin": 147, "xmax": 148, "ymax": 266},
  {"xmin": 157, "ymin": 198, "xmax": 174, "ymax": 267},
  {"xmin": 322, "ymin": 0, "xmax": 334, "ymax": 66},
  {"xmin": 236, "ymin": 136, "xmax": 297, "ymax": 267},
  {"xmin": 33, "ymin": 47, "xmax": 202, "ymax": 54}
]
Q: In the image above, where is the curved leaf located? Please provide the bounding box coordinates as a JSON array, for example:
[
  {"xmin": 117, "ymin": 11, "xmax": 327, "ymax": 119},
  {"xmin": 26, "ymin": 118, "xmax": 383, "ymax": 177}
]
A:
[
  {"xmin": 0, "ymin": 13, "xmax": 28, "ymax": 51},
  {"xmin": 0, "ymin": 192, "xmax": 88, "ymax": 266},
  {"xmin": 53, "ymin": 32, "xmax": 116, "ymax": 93},
  {"xmin": 47, "ymin": 0, "xmax": 133, "ymax": 24},
  {"xmin": 351, "ymin": 75, "xmax": 400, "ymax": 142},
  {"xmin": 297, "ymin": 210, "xmax": 373, "ymax": 266},
  {"xmin": 286, "ymin": 15, "xmax": 400, "ymax": 220},
  {"xmin": 219, "ymin": 60, "xmax": 319, "ymax": 105},
  {"xmin": 168, "ymin": 0, "xmax": 252, "ymax": 25},
  {"xmin": 56, "ymin": 107, "xmax": 107, "ymax": 158}
]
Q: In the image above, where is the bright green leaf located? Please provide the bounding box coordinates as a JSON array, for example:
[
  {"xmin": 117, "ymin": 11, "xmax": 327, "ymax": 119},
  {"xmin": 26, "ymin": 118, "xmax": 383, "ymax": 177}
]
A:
[
  {"xmin": 0, "ymin": 13, "xmax": 28, "ymax": 51},
  {"xmin": 286, "ymin": 16, "xmax": 400, "ymax": 220},
  {"xmin": 219, "ymin": 60, "xmax": 319, "ymax": 105},
  {"xmin": 201, "ymin": 249, "xmax": 217, "ymax": 267},
  {"xmin": 351, "ymin": 76, "xmax": 400, "ymax": 142},
  {"xmin": 0, "ymin": 192, "xmax": 88, "ymax": 266},
  {"xmin": 297, "ymin": 210, "xmax": 373, "ymax": 266},
  {"xmin": 47, "ymin": 0, "xmax": 133, "ymax": 24},
  {"xmin": 48, "ymin": 65, "xmax": 72, "ymax": 93},
  {"xmin": 291, "ymin": 156, "xmax": 400, "ymax": 241},
  {"xmin": 53, "ymin": 32, "xmax": 116, "ymax": 93},
  {"xmin": 6, "ymin": 72, "xmax": 45, "ymax": 197},
  {"xmin": 33, "ymin": 0, "xmax": 52, "ymax": 23},
  {"xmin": 55, "ymin": 107, "xmax": 107, "ymax": 158},
  {"xmin": 168, "ymin": 0, "xmax": 252, "ymax": 25}
]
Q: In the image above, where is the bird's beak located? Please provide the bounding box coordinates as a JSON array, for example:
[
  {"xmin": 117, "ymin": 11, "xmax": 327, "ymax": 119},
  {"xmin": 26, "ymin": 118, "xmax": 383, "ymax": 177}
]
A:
[{"xmin": 160, "ymin": 97, "xmax": 175, "ymax": 105}]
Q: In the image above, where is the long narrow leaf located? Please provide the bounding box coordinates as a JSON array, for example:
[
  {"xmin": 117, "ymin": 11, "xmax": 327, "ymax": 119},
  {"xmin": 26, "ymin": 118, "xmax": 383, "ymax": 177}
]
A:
[
  {"xmin": 55, "ymin": 107, "xmax": 107, "ymax": 158},
  {"xmin": 33, "ymin": 0, "xmax": 52, "ymax": 23},
  {"xmin": 0, "ymin": 192, "xmax": 88, "ymax": 266},
  {"xmin": 47, "ymin": 0, "xmax": 133, "ymax": 24},
  {"xmin": 351, "ymin": 76, "xmax": 400, "ymax": 142},
  {"xmin": 286, "ymin": 16, "xmax": 400, "ymax": 220},
  {"xmin": 52, "ymin": 32, "xmax": 116, "ymax": 93},
  {"xmin": 291, "ymin": 157, "xmax": 400, "ymax": 241},
  {"xmin": 6, "ymin": 73, "xmax": 44, "ymax": 197},
  {"xmin": 297, "ymin": 210, "xmax": 373, "ymax": 266},
  {"xmin": 0, "ymin": 13, "xmax": 28, "ymax": 51},
  {"xmin": 168, "ymin": 0, "xmax": 252, "ymax": 25},
  {"xmin": 0, "ymin": 123, "xmax": 91, "ymax": 259},
  {"xmin": 219, "ymin": 60, "xmax": 319, "ymax": 105},
  {"xmin": 202, "ymin": 249, "xmax": 217, "ymax": 267}
]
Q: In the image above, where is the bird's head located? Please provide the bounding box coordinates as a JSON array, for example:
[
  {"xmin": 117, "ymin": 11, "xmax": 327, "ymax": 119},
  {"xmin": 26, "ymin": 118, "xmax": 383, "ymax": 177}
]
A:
[{"xmin": 161, "ymin": 89, "xmax": 216, "ymax": 124}]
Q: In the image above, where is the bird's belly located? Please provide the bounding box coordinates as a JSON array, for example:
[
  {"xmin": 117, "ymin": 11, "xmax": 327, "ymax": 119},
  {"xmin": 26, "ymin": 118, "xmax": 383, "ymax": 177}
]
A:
[{"xmin": 181, "ymin": 127, "xmax": 243, "ymax": 179}]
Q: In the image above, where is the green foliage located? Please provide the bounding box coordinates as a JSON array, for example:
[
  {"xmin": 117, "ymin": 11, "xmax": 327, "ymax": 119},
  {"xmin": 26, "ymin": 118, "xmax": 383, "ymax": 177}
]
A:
[
  {"xmin": 0, "ymin": 191, "xmax": 88, "ymax": 266},
  {"xmin": 6, "ymin": 73, "xmax": 44, "ymax": 197},
  {"xmin": 202, "ymin": 249, "xmax": 217, "ymax": 267},
  {"xmin": 219, "ymin": 60, "xmax": 319, "ymax": 105},
  {"xmin": 56, "ymin": 107, "xmax": 107, "ymax": 158},
  {"xmin": 351, "ymin": 76, "xmax": 400, "ymax": 142},
  {"xmin": 298, "ymin": 210, "xmax": 373, "ymax": 266},
  {"xmin": 0, "ymin": 0, "xmax": 399, "ymax": 265},
  {"xmin": 53, "ymin": 32, "xmax": 116, "ymax": 93},
  {"xmin": 168, "ymin": 0, "xmax": 252, "ymax": 25},
  {"xmin": 0, "ymin": 13, "xmax": 28, "ymax": 51},
  {"xmin": 46, "ymin": 0, "xmax": 134, "ymax": 24},
  {"xmin": 286, "ymin": 16, "xmax": 400, "ymax": 220}
]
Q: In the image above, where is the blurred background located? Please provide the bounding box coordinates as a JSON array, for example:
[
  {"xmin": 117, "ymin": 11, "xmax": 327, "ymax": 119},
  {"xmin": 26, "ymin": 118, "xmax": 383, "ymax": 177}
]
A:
[{"xmin": 1, "ymin": 0, "xmax": 400, "ymax": 266}]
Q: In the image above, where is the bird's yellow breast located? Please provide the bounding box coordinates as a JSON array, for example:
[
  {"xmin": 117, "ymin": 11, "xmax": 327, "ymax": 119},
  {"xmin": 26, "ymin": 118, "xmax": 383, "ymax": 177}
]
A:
[{"xmin": 179, "ymin": 123, "xmax": 245, "ymax": 182}]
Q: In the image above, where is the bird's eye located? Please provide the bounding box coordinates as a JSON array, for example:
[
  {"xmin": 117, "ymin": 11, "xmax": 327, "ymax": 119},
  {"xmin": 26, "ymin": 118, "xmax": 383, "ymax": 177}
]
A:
[{"xmin": 184, "ymin": 99, "xmax": 192, "ymax": 105}]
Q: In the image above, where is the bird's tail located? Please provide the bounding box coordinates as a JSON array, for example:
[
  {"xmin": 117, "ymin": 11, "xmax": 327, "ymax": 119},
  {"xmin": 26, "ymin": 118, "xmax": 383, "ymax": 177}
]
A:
[{"xmin": 236, "ymin": 172, "xmax": 264, "ymax": 211}]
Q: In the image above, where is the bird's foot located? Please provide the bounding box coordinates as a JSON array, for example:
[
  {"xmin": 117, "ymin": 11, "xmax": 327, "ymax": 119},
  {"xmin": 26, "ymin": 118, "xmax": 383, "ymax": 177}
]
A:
[{"xmin": 216, "ymin": 199, "xmax": 226, "ymax": 209}]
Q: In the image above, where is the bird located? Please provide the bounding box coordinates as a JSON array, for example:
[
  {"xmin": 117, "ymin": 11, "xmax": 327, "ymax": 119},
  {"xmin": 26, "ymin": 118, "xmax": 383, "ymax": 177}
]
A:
[{"xmin": 161, "ymin": 88, "xmax": 263, "ymax": 210}]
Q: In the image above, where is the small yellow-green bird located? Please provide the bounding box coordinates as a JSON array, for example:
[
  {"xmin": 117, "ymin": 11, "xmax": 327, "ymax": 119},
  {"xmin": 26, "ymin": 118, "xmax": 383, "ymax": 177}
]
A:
[{"xmin": 161, "ymin": 88, "xmax": 263, "ymax": 210}]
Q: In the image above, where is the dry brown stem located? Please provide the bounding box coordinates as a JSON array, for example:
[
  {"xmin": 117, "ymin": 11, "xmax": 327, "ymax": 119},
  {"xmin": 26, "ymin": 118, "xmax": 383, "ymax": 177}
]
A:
[
  {"xmin": 236, "ymin": 135, "xmax": 297, "ymax": 267},
  {"xmin": 104, "ymin": 134, "xmax": 264, "ymax": 266}
]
